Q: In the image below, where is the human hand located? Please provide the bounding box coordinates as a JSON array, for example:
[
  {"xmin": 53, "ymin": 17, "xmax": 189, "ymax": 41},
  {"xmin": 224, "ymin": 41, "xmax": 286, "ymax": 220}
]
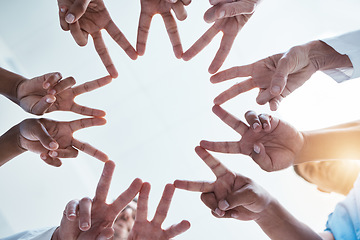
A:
[
  {"xmin": 18, "ymin": 117, "xmax": 108, "ymax": 167},
  {"xmin": 175, "ymin": 146, "xmax": 273, "ymax": 221},
  {"xmin": 137, "ymin": 0, "xmax": 191, "ymax": 59},
  {"xmin": 57, "ymin": 0, "xmax": 138, "ymax": 77},
  {"xmin": 212, "ymin": 40, "xmax": 351, "ymax": 110},
  {"xmin": 200, "ymin": 105, "xmax": 303, "ymax": 172},
  {"xmin": 128, "ymin": 183, "xmax": 190, "ymax": 240},
  {"xmin": 52, "ymin": 160, "xmax": 143, "ymax": 240},
  {"xmin": 17, "ymin": 73, "xmax": 111, "ymax": 116},
  {"xmin": 183, "ymin": 0, "xmax": 260, "ymax": 74}
]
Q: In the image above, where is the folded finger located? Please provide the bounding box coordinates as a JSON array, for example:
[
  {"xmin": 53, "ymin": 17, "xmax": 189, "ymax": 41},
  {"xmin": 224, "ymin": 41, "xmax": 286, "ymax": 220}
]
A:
[
  {"xmin": 258, "ymin": 114, "xmax": 271, "ymax": 131},
  {"xmin": 244, "ymin": 110, "xmax": 261, "ymax": 132},
  {"xmin": 213, "ymin": 78, "xmax": 256, "ymax": 105},
  {"xmin": 72, "ymin": 138, "xmax": 108, "ymax": 161},
  {"xmin": 172, "ymin": 1, "xmax": 187, "ymax": 21},
  {"xmin": 43, "ymin": 72, "xmax": 62, "ymax": 90},
  {"xmin": 181, "ymin": 0, "xmax": 191, "ymax": 6},
  {"xmin": 92, "ymin": 31, "xmax": 118, "ymax": 78},
  {"xmin": 212, "ymin": 105, "xmax": 248, "ymax": 135},
  {"xmin": 200, "ymin": 192, "xmax": 217, "ymax": 211},
  {"xmin": 210, "ymin": 66, "xmax": 253, "ymax": 83},
  {"xmin": 105, "ymin": 20, "xmax": 137, "ymax": 60},
  {"xmin": 31, "ymin": 119, "xmax": 59, "ymax": 150},
  {"xmin": 182, "ymin": 25, "xmax": 219, "ymax": 61},
  {"xmin": 66, "ymin": 0, "xmax": 91, "ymax": 23},
  {"xmin": 49, "ymin": 147, "xmax": 79, "ymax": 159},
  {"xmin": 200, "ymin": 140, "xmax": 242, "ymax": 153},
  {"xmin": 58, "ymin": 5, "xmax": 69, "ymax": 31},
  {"xmin": 49, "ymin": 76, "xmax": 76, "ymax": 95},
  {"xmin": 72, "ymin": 76, "xmax": 112, "ymax": 96},
  {"xmin": 251, "ymin": 142, "xmax": 272, "ymax": 171},
  {"xmin": 69, "ymin": 118, "xmax": 106, "ymax": 132},
  {"xmin": 161, "ymin": 12, "xmax": 183, "ymax": 59},
  {"xmin": 269, "ymin": 95, "xmax": 283, "ymax": 111},
  {"xmin": 40, "ymin": 153, "xmax": 62, "ymax": 167},
  {"xmin": 173, "ymin": 180, "xmax": 214, "ymax": 193},
  {"xmin": 79, "ymin": 197, "xmax": 92, "ymax": 231},
  {"xmin": 137, "ymin": 11, "xmax": 153, "ymax": 56},
  {"xmin": 70, "ymin": 21, "xmax": 88, "ymax": 46},
  {"xmin": 64, "ymin": 199, "xmax": 79, "ymax": 221}
]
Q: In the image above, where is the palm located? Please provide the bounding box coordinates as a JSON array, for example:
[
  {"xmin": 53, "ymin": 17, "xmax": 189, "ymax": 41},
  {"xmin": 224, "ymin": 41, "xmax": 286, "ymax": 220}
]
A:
[{"xmin": 141, "ymin": 0, "xmax": 172, "ymax": 14}]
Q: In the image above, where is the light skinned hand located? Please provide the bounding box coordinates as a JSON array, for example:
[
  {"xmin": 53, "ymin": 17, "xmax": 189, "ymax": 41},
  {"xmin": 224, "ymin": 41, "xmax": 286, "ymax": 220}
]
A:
[
  {"xmin": 57, "ymin": 0, "xmax": 138, "ymax": 77},
  {"xmin": 183, "ymin": 0, "xmax": 260, "ymax": 74},
  {"xmin": 128, "ymin": 183, "xmax": 190, "ymax": 240},
  {"xmin": 18, "ymin": 117, "xmax": 108, "ymax": 167},
  {"xmin": 17, "ymin": 74, "xmax": 112, "ymax": 117},
  {"xmin": 211, "ymin": 40, "xmax": 352, "ymax": 110},
  {"xmin": 52, "ymin": 160, "xmax": 143, "ymax": 240},
  {"xmin": 137, "ymin": 0, "xmax": 191, "ymax": 59},
  {"xmin": 174, "ymin": 146, "xmax": 273, "ymax": 221},
  {"xmin": 200, "ymin": 105, "xmax": 303, "ymax": 172}
]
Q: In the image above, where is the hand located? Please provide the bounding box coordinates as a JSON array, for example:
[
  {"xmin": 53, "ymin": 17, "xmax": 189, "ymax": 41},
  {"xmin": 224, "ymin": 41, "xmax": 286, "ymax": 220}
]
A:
[
  {"xmin": 183, "ymin": 0, "xmax": 260, "ymax": 74},
  {"xmin": 57, "ymin": 0, "xmax": 138, "ymax": 77},
  {"xmin": 175, "ymin": 146, "xmax": 273, "ymax": 221},
  {"xmin": 211, "ymin": 40, "xmax": 351, "ymax": 110},
  {"xmin": 17, "ymin": 74, "xmax": 112, "ymax": 116},
  {"xmin": 200, "ymin": 105, "xmax": 303, "ymax": 172},
  {"xmin": 128, "ymin": 183, "xmax": 190, "ymax": 239},
  {"xmin": 18, "ymin": 117, "xmax": 108, "ymax": 167},
  {"xmin": 137, "ymin": 0, "xmax": 191, "ymax": 58},
  {"xmin": 52, "ymin": 160, "xmax": 143, "ymax": 240}
]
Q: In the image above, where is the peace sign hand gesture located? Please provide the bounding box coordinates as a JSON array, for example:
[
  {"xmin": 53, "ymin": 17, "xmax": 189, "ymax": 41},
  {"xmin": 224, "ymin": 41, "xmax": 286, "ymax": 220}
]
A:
[
  {"xmin": 137, "ymin": 0, "xmax": 191, "ymax": 59},
  {"xmin": 201, "ymin": 105, "xmax": 303, "ymax": 172},
  {"xmin": 53, "ymin": 161, "xmax": 143, "ymax": 240},
  {"xmin": 128, "ymin": 183, "xmax": 191, "ymax": 239},
  {"xmin": 57, "ymin": 0, "xmax": 138, "ymax": 77},
  {"xmin": 18, "ymin": 117, "xmax": 108, "ymax": 167},
  {"xmin": 175, "ymin": 147, "xmax": 272, "ymax": 221}
]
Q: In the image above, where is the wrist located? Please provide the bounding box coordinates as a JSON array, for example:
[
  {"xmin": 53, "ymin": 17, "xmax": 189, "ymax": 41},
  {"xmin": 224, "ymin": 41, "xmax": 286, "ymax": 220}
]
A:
[
  {"xmin": 307, "ymin": 40, "xmax": 353, "ymax": 71},
  {"xmin": 0, "ymin": 68, "xmax": 27, "ymax": 104},
  {"xmin": 0, "ymin": 124, "xmax": 27, "ymax": 166}
]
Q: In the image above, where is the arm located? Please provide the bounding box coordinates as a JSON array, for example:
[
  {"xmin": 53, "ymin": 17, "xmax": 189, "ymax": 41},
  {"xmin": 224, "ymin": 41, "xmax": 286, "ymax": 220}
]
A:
[
  {"xmin": 0, "ymin": 124, "xmax": 27, "ymax": 166},
  {"xmin": 0, "ymin": 67, "xmax": 26, "ymax": 104}
]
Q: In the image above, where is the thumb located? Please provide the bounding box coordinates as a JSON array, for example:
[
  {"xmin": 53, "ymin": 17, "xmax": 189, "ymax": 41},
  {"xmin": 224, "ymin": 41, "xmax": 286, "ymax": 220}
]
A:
[
  {"xmin": 65, "ymin": 0, "xmax": 91, "ymax": 24},
  {"xmin": 32, "ymin": 120, "xmax": 59, "ymax": 151},
  {"xmin": 205, "ymin": 2, "xmax": 256, "ymax": 23},
  {"xmin": 271, "ymin": 56, "xmax": 292, "ymax": 96}
]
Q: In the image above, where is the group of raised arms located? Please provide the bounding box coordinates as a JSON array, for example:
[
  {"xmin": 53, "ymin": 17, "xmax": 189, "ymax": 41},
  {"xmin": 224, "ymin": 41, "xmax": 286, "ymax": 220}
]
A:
[{"xmin": 1, "ymin": 0, "xmax": 360, "ymax": 239}]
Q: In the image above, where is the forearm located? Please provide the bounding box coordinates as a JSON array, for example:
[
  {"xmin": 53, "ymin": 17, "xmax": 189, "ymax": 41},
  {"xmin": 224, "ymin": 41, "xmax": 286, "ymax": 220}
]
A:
[
  {"xmin": 255, "ymin": 199, "xmax": 322, "ymax": 240},
  {"xmin": 295, "ymin": 120, "xmax": 360, "ymax": 164},
  {"xmin": 0, "ymin": 67, "xmax": 27, "ymax": 104},
  {"xmin": 0, "ymin": 124, "xmax": 27, "ymax": 166}
]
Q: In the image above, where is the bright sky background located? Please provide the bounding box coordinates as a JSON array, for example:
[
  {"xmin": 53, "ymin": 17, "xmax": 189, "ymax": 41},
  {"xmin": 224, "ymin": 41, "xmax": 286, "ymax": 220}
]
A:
[{"xmin": 0, "ymin": 0, "xmax": 360, "ymax": 239}]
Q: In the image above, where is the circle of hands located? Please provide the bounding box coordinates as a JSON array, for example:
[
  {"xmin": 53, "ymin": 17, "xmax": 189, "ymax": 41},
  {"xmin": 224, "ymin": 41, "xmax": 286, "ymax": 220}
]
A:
[{"xmin": 6, "ymin": 0, "xmax": 329, "ymax": 239}]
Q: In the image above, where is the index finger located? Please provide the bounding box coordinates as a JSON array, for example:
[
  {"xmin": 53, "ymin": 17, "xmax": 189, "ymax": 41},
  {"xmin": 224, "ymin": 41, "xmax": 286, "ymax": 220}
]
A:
[
  {"xmin": 72, "ymin": 76, "xmax": 112, "ymax": 96},
  {"xmin": 161, "ymin": 12, "xmax": 183, "ymax": 59},
  {"xmin": 174, "ymin": 180, "xmax": 214, "ymax": 193},
  {"xmin": 93, "ymin": 160, "xmax": 116, "ymax": 203},
  {"xmin": 72, "ymin": 138, "xmax": 108, "ymax": 161},
  {"xmin": 105, "ymin": 20, "xmax": 138, "ymax": 60},
  {"xmin": 91, "ymin": 31, "xmax": 118, "ymax": 78},
  {"xmin": 210, "ymin": 65, "xmax": 253, "ymax": 83},
  {"xmin": 212, "ymin": 105, "xmax": 248, "ymax": 135},
  {"xmin": 195, "ymin": 146, "xmax": 229, "ymax": 178},
  {"xmin": 137, "ymin": 11, "xmax": 153, "ymax": 56},
  {"xmin": 213, "ymin": 78, "xmax": 255, "ymax": 105},
  {"xmin": 135, "ymin": 182, "xmax": 150, "ymax": 221}
]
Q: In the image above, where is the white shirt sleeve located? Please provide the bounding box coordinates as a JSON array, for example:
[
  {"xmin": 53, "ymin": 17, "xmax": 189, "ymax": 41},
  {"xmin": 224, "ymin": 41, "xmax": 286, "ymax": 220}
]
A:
[
  {"xmin": 321, "ymin": 30, "xmax": 360, "ymax": 83},
  {"xmin": 0, "ymin": 227, "xmax": 57, "ymax": 240}
]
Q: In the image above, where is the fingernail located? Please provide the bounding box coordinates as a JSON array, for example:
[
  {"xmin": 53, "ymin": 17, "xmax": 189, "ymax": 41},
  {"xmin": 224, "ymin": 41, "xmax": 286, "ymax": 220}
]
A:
[
  {"xmin": 49, "ymin": 142, "xmax": 59, "ymax": 150},
  {"xmin": 49, "ymin": 151, "xmax": 58, "ymax": 157},
  {"xmin": 60, "ymin": 7, "xmax": 66, "ymax": 13},
  {"xmin": 81, "ymin": 222, "xmax": 89, "ymax": 229},
  {"xmin": 55, "ymin": 72, "xmax": 62, "ymax": 79},
  {"xmin": 65, "ymin": 13, "xmax": 75, "ymax": 23},
  {"xmin": 44, "ymin": 82, "xmax": 50, "ymax": 89},
  {"xmin": 219, "ymin": 11, "xmax": 225, "ymax": 18},
  {"xmin": 46, "ymin": 96, "xmax": 55, "ymax": 103},
  {"xmin": 170, "ymin": 0, "xmax": 177, "ymax": 3},
  {"xmin": 215, "ymin": 208, "xmax": 224, "ymax": 217},
  {"xmin": 49, "ymin": 89, "xmax": 56, "ymax": 95},
  {"xmin": 254, "ymin": 144, "xmax": 260, "ymax": 154},
  {"xmin": 68, "ymin": 213, "xmax": 76, "ymax": 218},
  {"xmin": 231, "ymin": 212, "xmax": 239, "ymax": 218},
  {"xmin": 219, "ymin": 200, "xmax": 229, "ymax": 210},
  {"xmin": 271, "ymin": 86, "xmax": 281, "ymax": 95},
  {"xmin": 263, "ymin": 123, "xmax": 268, "ymax": 129},
  {"xmin": 252, "ymin": 122, "xmax": 260, "ymax": 130},
  {"xmin": 41, "ymin": 154, "xmax": 47, "ymax": 160}
]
